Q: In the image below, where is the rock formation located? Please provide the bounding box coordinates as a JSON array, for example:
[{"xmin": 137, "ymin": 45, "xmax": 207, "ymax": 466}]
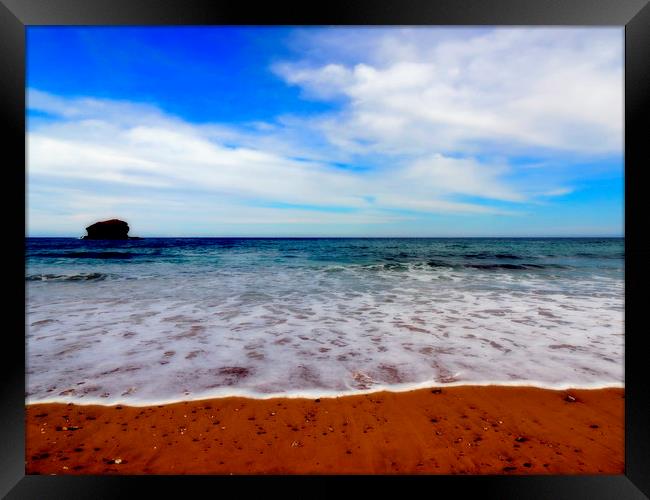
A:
[{"xmin": 82, "ymin": 219, "xmax": 134, "ymax": 240}]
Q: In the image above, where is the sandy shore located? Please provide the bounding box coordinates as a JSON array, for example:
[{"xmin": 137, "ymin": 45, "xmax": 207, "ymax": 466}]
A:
[{"xmin": 26, "ymin": 385, "xmax": 624, "ymax": 475}]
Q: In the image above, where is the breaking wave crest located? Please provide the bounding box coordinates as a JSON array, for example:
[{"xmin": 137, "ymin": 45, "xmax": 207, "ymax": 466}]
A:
[{"xmin": 27, "ymin": 272, "xmax": 109, "ymax": 282}]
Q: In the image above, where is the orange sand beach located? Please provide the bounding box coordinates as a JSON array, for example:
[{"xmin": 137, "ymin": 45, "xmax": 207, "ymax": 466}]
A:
[{"xmin": 25, "ymin": 385, "xmax": 624, "ymax": 475}]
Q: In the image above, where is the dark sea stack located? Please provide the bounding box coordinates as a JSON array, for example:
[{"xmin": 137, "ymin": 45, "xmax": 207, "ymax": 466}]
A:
[{"xmin": 82, "ymin": 219, "xmax": 132, "ymax": 240}]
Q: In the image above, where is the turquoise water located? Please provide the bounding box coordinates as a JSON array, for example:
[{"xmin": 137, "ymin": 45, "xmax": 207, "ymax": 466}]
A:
[{"xmin": 26, "ymin": 237, "xmax": 624, "ymax": 404}]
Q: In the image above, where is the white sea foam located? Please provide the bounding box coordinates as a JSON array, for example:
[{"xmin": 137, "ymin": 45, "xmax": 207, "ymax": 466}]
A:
[
  {"xmin": 26, "ymin": 380, "xmax": 624, "ymax": 407},
  {"xmin": 26, "ymin": 261, "xmax": 624, "ymax": 405}
]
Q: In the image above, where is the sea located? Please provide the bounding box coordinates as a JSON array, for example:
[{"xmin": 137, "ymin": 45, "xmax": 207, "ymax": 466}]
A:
[{"xmin": 26, "ymin": 237, "xmax": 624, "ymax": 405}]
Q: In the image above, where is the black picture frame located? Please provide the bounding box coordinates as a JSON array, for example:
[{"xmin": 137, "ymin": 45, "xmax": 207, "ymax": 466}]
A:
[{"xmin": 2, "ymin": 0, "xmax": 649, "ymax": 497}]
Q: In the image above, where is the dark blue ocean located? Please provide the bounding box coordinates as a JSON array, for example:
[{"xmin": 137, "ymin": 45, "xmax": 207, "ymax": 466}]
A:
[{"xmin": 26, "ymin": 237, "xmax": 624, "ymax": 404}]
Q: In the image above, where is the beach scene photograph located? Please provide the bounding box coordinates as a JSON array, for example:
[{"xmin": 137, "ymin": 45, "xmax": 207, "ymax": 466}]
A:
[{"xmin": 25, "ymin": 26, "xmax": 624, "ymax": 475}]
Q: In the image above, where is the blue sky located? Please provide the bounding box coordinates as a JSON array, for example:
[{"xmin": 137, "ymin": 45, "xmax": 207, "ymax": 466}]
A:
[{"xmin": 27, "ymin": 27, "xmax": 624, "ymax": 237}]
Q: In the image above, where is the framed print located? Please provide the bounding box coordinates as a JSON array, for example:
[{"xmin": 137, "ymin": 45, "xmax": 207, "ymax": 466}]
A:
[{"xmin": 1, "ymin": 0, "xmax": 649, "ymax": 497}]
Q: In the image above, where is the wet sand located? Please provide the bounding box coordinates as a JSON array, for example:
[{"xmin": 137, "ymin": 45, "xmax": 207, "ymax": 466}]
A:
[{"xmin": 26, "ymin": 385, "xmax": 624, "ymax": 475}]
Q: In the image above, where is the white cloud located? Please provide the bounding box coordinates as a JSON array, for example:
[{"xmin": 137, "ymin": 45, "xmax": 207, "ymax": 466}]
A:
[
  {"xmin": 28, "ymin": 90, "xmax": 528, "ymax": 235},
  {"xmin": 275, "ymin": 27, "xmax": 623, "ymax": 156},
  {"xmin": 28, "ymin": 96, "xmax": 366, "ymax": 208},
  {"xmin": 402, "ymin": 154, "xmax": 523, "ymax": 202}
]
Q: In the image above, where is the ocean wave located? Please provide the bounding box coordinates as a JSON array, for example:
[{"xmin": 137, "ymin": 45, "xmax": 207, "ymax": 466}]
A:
[
  {"xmin": 574, "ymin": 252, "xmax": 625, "ymax": 259},
  {"xmin": 28, "ymin": 250, "xmax": 167, "ymax": 260},
  {"xmin": 461, "ymin": 252, "xmax": 524, "ymax": 260},
  {"xmin": 426, "ymin": 259, "xmax": 455, "ymax": 268},
  {"xmin": 26, "ymin": 272, "xmax": 109, "ymax": 282},
  {"xmin": 355, "ymin": 260, "xmax": 570, "ymax": 273},
  {"xmin": 423, "ymin": 260, "xmax": 568, "ymax": 271},
  {"xmin": 29, "ymin": 251, "xmax": 140, "ymax": 259},
  {"xmin": 464, "ymin": 263, "xmax": 568, "ymax": 270}
]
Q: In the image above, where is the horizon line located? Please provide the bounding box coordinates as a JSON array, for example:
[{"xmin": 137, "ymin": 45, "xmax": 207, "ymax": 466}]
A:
[{"xmin": 26, "ymin": 235, "xmax": 625, "ymax": 239}]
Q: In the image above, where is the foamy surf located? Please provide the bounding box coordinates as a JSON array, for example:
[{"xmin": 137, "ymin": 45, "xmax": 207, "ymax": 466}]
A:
[
  {"xmin": 26, "ymin": 237, "xmax": 624, "ymax": 406},
  {"xmin": 25, "ymin": 379, "xmax": 624, "ymax": 407}
]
